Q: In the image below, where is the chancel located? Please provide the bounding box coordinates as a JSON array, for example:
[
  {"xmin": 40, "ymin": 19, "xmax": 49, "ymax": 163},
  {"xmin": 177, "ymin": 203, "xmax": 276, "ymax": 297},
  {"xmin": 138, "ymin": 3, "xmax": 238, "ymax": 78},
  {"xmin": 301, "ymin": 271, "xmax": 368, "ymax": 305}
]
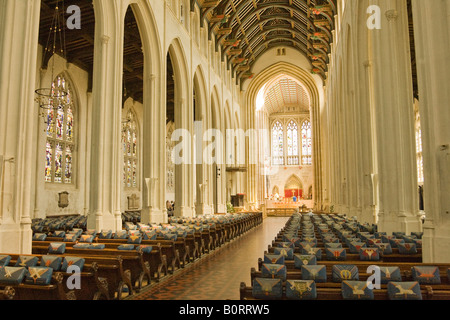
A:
[{"xmin": 0, "ymin": 0, "xmax": 449, "ymax": 301}]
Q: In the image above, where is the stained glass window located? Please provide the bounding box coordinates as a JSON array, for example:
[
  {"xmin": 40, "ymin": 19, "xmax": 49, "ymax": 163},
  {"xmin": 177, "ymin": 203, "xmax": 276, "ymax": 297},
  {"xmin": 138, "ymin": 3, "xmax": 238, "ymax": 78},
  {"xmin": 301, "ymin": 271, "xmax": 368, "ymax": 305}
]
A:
[
  {"xmin": 123, "ymin": 110, "xmax": 139, "ymax": 188},
  {"xmin": 287, "ymin": 120, "xmax": 299, "ymax": 165},
  {"xmin": 272, "ymin": 121, "xmax": 284, "ymax": 165},
  {"xmin": 44, "ymin": 75, "xmax": 76, "ymax": 184},
  {"xmin": 301, "ymin": 120, "xmax": 312, "ymax": 166}
]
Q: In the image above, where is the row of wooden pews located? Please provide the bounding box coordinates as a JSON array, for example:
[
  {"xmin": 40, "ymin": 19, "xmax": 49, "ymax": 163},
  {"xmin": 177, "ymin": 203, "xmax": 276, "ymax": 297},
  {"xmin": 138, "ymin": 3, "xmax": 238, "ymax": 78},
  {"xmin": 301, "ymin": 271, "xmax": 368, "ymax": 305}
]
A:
[
  {"xmin": 240, "ymin": 213, "xmax": 450, "ymax": 300},
  {"xmin": 1, "ymin": 211, "xmax": 262, "ymax": 300}
]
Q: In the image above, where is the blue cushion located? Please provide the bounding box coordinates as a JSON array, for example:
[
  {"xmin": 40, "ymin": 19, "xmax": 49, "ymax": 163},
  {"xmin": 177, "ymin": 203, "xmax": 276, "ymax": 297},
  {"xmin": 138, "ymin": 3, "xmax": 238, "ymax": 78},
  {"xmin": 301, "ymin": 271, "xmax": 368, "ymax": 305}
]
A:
[
  {"xmin": 411, "ymin": 232, "xmax": 423, "ymax": 239},
  {"xmin": 33, "ymin": 233, "xmax": 47, "ymax": 241},
  {"xmin": 261, "ymin": 264, "xmax": 287, "ymax": 281},
  {"xmin": 389, "ymin": 239, "xmax": 405, "ymax": 248},
  {"xmin": 252, "ymin": 278, "xmax": 282, "ymax": 300},
  {"xmin": 273, "ymin": 248, "xmax": 294, "ymax": 260},
  {"xmin": 0, "ymin": 255, "xmax": 11, "ymax": 267},
  {"xmin": 73, "ymin": 243, "xmax": 91, "ymax": 249},
  {"xmin": 398, "ymin": 243, "xmax": 418, "ymax": 255},
  {"xmin": 25, "ymin": 267, "xmax": 53, "ymax": 285},
  {"xmin": 84, "ymin": 229, "xmax": 97, "ymax": 236},
  {"xmin": 348, "ymin": 242, "xmax": 367, "ymax": 254},
  {"xmin": 0, "ymin": 267, "xmax": 27, "ymax": 285},
  {"xmin": 301, "ymin": 247, "xmax": 322, "ymax": 260},
  {"xmin": 387, "ymin": 282, "xmax": 422, "ymax": 300},
  {"xmin": 48, "ymin": 242, "xmax": 66, "ymax": 254},
  {"xmin": 286, "ymin": 280, "xmax": 317, "ymax": 300},
  {"xmin": 411, "ymin": 266, "xmax": 441, "ymax": 285},
  {"xmin": 294, "ymin": 254, "xmax": 317, "ymax": 269},
  {"xmin": 163, "ymin": 233, "xmax": 178, "ymax": 241},
  {"xmin": 89, "ymin": 244, "xmax": 106, "ymax": 250},
  {"xmin": 380, "ymin": 266, "xmax": 402, "ymax": 284},
  {"xmin": 114, "ymin": 231, "xmax": 128, "ymax": 239},
  {"xmin": 332, "ymin": 265, "xmax": 360, "ymax": 282},
  {"xmin": 263, "ymin": 254, "xmax": 285, "ymax": 265},
  {"xmin": 393, "ymin": 232, "xmax": 406, "ymax": 238},
  {"xmin": 79, "ymin": 235, "xmax": 95, "ymax": 243},
  {"xmin": 53, "ymin": 230, "xmax": 66, "ymax": 238},
  {"xmin": 323, "ymin": 237, "xmax": 339, "ymax": 244},
  {"xmin": 302, "ymin": 237, "xmax": 318, "ymax": 246},
  {"xmin": 176, "ymin": 230, "xmax": 187, "ymax": 238},
  {"xmin": 381, "ymin": 235, "xmax": 395, "ymax": 243},
  {"xmin": 143, "ymin": 231, "xmax": 157, "ymax": 240},
  {"xmin": 276, "ymin": 242, "xmax": 295, "ymax": 249},
  {"xmin": 325, "ymin": 243, "xmax": 343, "ymax": 249},
  {"xmin": 326, "ymin": 248, "xmax": 347, "ymax": 261},
  {"xmin": 373, "ymin": 243, "xmax": 393, "ymax": 255},
  {"xmin": 359, "ymin": 248, "xmax": 380, "ymax": 261},
  {"xmin": 15, "ymin": 256, "xmax": 39, "ymax": 268},
  {"xmin": 301, "ymin": 265, "xmax": 327, "ymax": 283},
  {"xmin": 342, "ymin": 281, "xmax": 374, "ymax": 300},
  {"xmin": 61, "ymin": 257, "xmax": 85, "ymax": 272},
  {"xmin": 97, "ymin": 230, "xmax": 113, "ymax": 239},
  {"xmin": 118, "ymin": 244, "xmax": 135, "ymax": 251},
  {"xmin": 136, "ymin": 245, "xmax": 153, "ymax": 254},
  {"xmin": 127, "ymin": 235, "xmax": 143, "ymax": 244},
  {"xmin": 63, "ymin": 234, "xmax": 78, "ymax": 242},
  {"xmin": 40, "ymin": 256, "xmax": 62, "ymax": 271}
]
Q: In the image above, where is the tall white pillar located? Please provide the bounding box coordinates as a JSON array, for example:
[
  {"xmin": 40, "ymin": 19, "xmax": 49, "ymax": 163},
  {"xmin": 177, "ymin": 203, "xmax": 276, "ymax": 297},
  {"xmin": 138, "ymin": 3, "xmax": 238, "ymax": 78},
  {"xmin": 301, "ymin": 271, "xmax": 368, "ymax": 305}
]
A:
[
  {"xmin": 88, "ymin": 0, "xmax": 127, "ymax": 232},
  {"xmin": 371, "ymin": 0, "xmax": 421, "ymax": 234},
  {"xmin": 411, "ymin": 0, "xmax": 450, "ymax": 263},
  {"xmin": 0, "ymin": 0, "xmax": 41, "ymax": 254}
]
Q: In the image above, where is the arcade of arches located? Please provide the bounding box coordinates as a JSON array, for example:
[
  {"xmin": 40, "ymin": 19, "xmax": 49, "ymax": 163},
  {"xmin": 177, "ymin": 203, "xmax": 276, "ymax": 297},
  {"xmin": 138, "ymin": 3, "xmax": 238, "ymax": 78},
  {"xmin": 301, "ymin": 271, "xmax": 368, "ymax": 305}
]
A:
[{"xmin": 0, "ymin": 0, "xmax": 449, "ymax": 267}]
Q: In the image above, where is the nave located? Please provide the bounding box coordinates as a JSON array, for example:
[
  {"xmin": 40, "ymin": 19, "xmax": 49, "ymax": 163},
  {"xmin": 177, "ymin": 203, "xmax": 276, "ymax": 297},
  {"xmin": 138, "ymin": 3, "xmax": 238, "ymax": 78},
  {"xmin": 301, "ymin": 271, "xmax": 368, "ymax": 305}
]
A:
[{"xmin": 128, "ymin": 217, "xmax": 289, "ymax": 300}]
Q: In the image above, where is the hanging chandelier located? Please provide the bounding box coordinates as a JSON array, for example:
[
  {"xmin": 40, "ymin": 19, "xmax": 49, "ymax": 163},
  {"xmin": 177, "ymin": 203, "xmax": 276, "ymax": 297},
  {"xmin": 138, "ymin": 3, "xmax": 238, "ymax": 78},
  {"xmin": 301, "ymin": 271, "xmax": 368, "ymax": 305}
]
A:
[{"xmin": 35, "ymin": 0, "xmax": 71, "ymax": 120}]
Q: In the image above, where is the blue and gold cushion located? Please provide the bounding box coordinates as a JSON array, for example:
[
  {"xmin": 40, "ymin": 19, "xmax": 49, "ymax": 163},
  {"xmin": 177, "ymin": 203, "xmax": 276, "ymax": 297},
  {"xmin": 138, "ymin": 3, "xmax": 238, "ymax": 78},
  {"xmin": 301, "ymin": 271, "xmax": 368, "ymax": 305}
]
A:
[
  {"xmin": 276, "ymin": 242, "xmax": 295, "ymax": 249},
  {"xmin": 387, "ymin": 282, "xmax": 422, "ymax": 300},
  {"xmin": 48, "ymin": 242, "xmax": 66, "ymax": 254},
  {"xmin": 325, "ymin": 248, "xmax": 347, "ymax": 261},
  {"xmin": 0, "ymin": 255, "xmax": 11, "ymax": 267},
  {"xmin": 359, "ymin": 248, "xmax": 380, "ymax": 261},
  {"xmin": 114, "ymin": 230, "xmax": 128, "ymax": 239},
  {"xmin": 325, "ymin": 243, "xmax": 343, "ymax": 249},
  {"xmin": 15, "ymin": 256, "xmax": 39, "ymax": 268},
  {"xmin": 33, "ymin": 233, "xmax": 47, "ymax": 241},
  {"xmin": 136, "ymin": 245, "xmax": 153, "ymax": 254},
  {"xmin": 118, "ymin": 244, "xmax": 135, "ymax": 251},
  {"xmin": 261, "ymin": 264, "xmax": 287, "ymax": 281},
  {"xmin": 302, "ymin": 237, "xmax": 318, "ymax": 246},
  {"xmin": 381, "ymin": 235, "xmax": 395, "ymax": 243},
  {"xmin": 164, "ymin": 233, "xmax": 178, "ymax": 241},
  {"xmin": 411, "ymin": 266, "xmax": 441, "ymax": 285},
  {"xmin": 398, "ymin": 243, "xmax": 418, "ymax": 255},
  {"xmin": 323, "ymin": 237, "xmax": 339, "ymax": 244},
  {"xmin": 294, "ymin": 254, "xmax": 317, "ymax": 269},
  {"xmin": 143, "ymin": 230, "xmax": 157, "ymax": 241},
  {"xmin": 299, "ymin": 242, "xmax": 317, "ymax": 251},
  {"xmin": 79, "ymin": 235, "xmax": 95, "ymax": 243},
  {"xmin": 97, "ymin": 230, "xmax": 113, "ymax": 239},
  {"xmin": 127, "ymin": 235, "xmax": 143, "ymax": 244},
  {"xmin": 411, "ymin": 232, "xmax": 423, "ymax": 239},
  {"xmin": 89, "ymin": 244, "xmax": 106, "ymax": 250},
  {"xmin": 301, "ymin": 247, "xmax": 322, "ymax": 260},
  {"xmin": 380, "ymin": 267, "xmax": 402, "ymax": 284},
  {"xmin": 69, "ymin": 229, "xmax": 83, "ymax": 237},
  {"xmin": 348, "ymin": 242, "xmax": 367, "ymax": 254},
  {"xmin": 342, "ymin": 281, "xmax": 374, "ymax": 300},
  {"xmin": 176, "ymin": 230, "xmax": 187, "ymax": 238},
  {"xmin": 301, "ymin": 265, "xmax": 327, "ymax": 283},
  {"xmin": 374, "ymin": 243, "xmax": 393, "ymax": 255},
  {"xmin": 332, "ymin": 265, "xmax": 360, "ymax": 282},
  {"xmin": 273, "ymin": 248, "xmax": 294, "ymax": 260},
  {"xmin": 63, "ymin": 234, "xmax": 78, "ymax": 242},
  {"xmin": 252, "ymin": 278, "xmax": 283, "ymax": 300},
  {"xmin": 25, "ymin": 267, "xmax": 53, "ymax": 285},
  {"xmin": 0, "ymin": 267, "xmax": 27, "ymax": 285},
  {"xmin": 413, "ymin": 239, "xmax": 422, "ymax": 248},
  {"xmin": 263, "ymin": 254, "xmax": 285, "ymax": 265},
  {"xmin": 393, "ymin": 232, "xmax": 406, "ymax": 238},
  {"xmin": 53, "ymin": 230, "xmax": 66, "ymax": 238},
  {"xmin": 40, "ymin": 256, "xmax": 62, "ymax": 271},
  {"xmin": 61, "ymin": 257, "xmax": 85, "ymax": 272},
  {"xmin": 389, "ymin": 239, "xmax": 405, "ymax": 248},
  {"xmin": 286, "ymin": 280, "xmax": 317, "ymax": 300},
  {"xmin": 73, "ymin": 243, "xmax": 91, "ymax": 249},
  {"xmin": 84, "ymin": 229, "xmax": 97, "ymax": 236}
]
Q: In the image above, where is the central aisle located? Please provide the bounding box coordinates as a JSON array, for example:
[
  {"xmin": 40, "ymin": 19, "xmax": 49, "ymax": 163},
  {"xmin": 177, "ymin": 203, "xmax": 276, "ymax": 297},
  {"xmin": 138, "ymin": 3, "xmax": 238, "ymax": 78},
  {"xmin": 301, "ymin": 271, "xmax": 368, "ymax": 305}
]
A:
[{"xmin": 130, "ymin": 216, "xmax": 290, "ymax": 300}]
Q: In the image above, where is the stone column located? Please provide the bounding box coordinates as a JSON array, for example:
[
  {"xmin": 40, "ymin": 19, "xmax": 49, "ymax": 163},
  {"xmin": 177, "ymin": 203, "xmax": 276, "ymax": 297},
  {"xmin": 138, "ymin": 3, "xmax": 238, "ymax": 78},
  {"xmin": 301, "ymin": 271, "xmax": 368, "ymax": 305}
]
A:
[
  {"xmin": 0, "ymin": 0, "xmax": 41, "ymax": 254},
  {"xmin": 371, "ymin": 0, "xmax": 421, "ymax": 234},
  {"xmin": 411, "ymin": 0, "xmax": 450, "ymax": 262},
  {"xmin": 88, "ymin": 0, "xmax": 127, "ymax": 232}
]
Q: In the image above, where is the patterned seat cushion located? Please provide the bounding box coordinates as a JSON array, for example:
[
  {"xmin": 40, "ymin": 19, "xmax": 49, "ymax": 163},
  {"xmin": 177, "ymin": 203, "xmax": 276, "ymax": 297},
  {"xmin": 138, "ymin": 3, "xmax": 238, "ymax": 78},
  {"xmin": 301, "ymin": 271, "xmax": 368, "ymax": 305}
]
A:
[
  {"xmin": 15, "ymin": 256, "xmax": 39, "ymax": 268},
  {"xmin": 263, "ymin": 254, "xmax": 285, "ymax": 265},
  {"xmin": 25, "ymin": 267, "xmax": 53, "ymax": 285},
  {"xmin": 61, "ymin": 257, "xmax": 85, "ymax": 272},
  {"xmin": 33, "ymin": 233, "xmax": 47, "ymax": 241},
  {"xmin": 114, "ymin": 230, "xmax": 129, "ymax": 239},
  {"xmin": 97, "ymin": 230, "xmax": 113, "ymax": 239},
  {"xmin": 411, "ymin": 266, "xmax": 441, "ymax": 285},
  {"xmin": 325, "ymin": 248, "xmax": 347, "ymax": 261},
  {"xmin": 118, "ymin": 244, "xmax": 135, "ymax": 251},
  {"xmin": 301, "ymin": 247, "xmax": 322, "ymax": 260},
  {"xmin": 63, "ymin": 234, "xmax": 78, "ymax": 242},
  {"xmin": 348, "ymin": 242, "xmax": 367, "ymax": 254},
  {"xmin": 374, "ymin": 243, "xmax": 393, "ymax": 255},
  {"xmin": 89, "ymin": 244, "xmax": 106, "ymax": 250},
  {"xmin": 252, "ymin": 278, "xmax": 283, "ymax": 300},
  {"xmin": 163, "ymin": 233, "xmax": 178, "ymax": 241},
  {"xmin": 301, "ymin": 265, "xmax": 327, "ymax": 283},
  {"xmin": 387, "ymin": 282, "xmax": 422, "ymax": 300},
  {"xmin": 143, "ymin": 230, "xmax": 157, "ymax": 240},
  {"xmin": 40, "ymin": 256, "xmax": 62, "ymax": 271},
  {"xmin": 261, "ymin": 264, "xmax": 287, "ymax": 281},
  {"xmin": 0, "ymin": 255, "xmax": 11, "ymax": 267},
  {"xmin": 0, "ymin": 267, "xmax": 27, "ymax": 285},
  {"xmin": 127, "ymin": 235, "xmax": 143, "ymax": 244},
  {"xmin": 359, "ymin": 248, "xmax": 380, "ymax": 261},
  {"xmin": 53, "ymin": 230, "xmax": 66, "ymax": 238},
  {"xmin": 342, "ymin": 281, "xmax": 374, "ymax": 300},
  {"xmin": 294, "ymin": 254, "xmax": 317, "ymax": 269},
  {"xmin": 136, "ymin": 245, "xmax": 153, "ymax": 254},
  {"xmin": 332, "ymin": 265, "xmax": 360, "ymax": 282},
  {"xmin": 380, "ymin": 266, "xmax": 402, "ymax": 284},
  {"xmin": 325, "ymin": 243, "xmax": 343, "ymax": 249},
  {"xmin": 398, "ymin": 243, "xmax": 418, "ymax": 255},
  {"xmin": 73, "ymin": 243, "xmax": 91, "ymax": 249},
  {"xmin": 389, "ymin": 239, "xmax": 406, "ymax": 248},
  {"xmin": 79, "ymin": 235, "xmax": 95, "ymax": 243},
  {"xmin": 48, "ymin": 242, "xmax": 66, "ymax": 254},
  {"xmin": 276, "ymin": 242, "xmax": 295, "ymax": 249},
  {"xmin": 286, "ymin": 280, "xmax": 317, "ymax": 300},
  {"xmin": 273, "ymin": 248, "xmax": 294, "ymax": 260}
]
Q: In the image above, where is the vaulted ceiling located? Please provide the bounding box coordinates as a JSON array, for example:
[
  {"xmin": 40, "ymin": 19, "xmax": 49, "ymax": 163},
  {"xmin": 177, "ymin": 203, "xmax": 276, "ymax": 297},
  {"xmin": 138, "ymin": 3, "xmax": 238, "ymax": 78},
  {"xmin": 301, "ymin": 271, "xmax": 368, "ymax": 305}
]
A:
[
  {"xmin": 263, "ymin": 76, "xmax": 310, "ymax": 115},
  {"xmin": 196, "ymin": 0, "xmax": 337, "ymax": 81}
]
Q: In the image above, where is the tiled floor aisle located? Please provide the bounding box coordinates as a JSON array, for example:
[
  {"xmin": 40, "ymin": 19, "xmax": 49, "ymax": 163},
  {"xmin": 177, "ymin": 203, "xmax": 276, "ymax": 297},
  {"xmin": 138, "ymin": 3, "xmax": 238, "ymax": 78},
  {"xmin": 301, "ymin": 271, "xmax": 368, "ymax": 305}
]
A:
[{"xmin": 130, "ymin": 217, "xmax": 290, "ymax": 300}]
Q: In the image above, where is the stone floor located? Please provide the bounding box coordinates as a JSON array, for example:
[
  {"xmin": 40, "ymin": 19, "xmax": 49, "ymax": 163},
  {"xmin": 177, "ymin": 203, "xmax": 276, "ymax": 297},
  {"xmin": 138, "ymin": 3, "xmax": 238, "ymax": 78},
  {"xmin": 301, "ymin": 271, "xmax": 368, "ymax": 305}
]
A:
[{"xmin": 129, "ymin": 216, "xmax": 289, "ymax": 300}]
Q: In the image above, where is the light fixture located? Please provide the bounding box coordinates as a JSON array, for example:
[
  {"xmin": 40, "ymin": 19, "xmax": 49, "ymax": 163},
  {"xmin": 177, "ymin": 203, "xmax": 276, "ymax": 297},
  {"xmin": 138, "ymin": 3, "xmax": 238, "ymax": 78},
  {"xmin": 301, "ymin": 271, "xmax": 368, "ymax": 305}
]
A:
[{"xmin": 35, "ymin": 0, "xmax": 71, "ymax": 122}]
